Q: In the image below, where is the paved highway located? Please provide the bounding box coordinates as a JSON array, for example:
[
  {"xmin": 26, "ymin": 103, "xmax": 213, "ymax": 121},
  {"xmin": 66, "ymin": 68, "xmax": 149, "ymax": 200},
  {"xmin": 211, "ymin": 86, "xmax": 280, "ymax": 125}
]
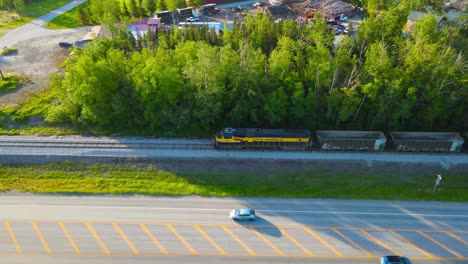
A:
[{"xmin": 0, "ymin": 195, "xmax": 466, "ymax": 263}]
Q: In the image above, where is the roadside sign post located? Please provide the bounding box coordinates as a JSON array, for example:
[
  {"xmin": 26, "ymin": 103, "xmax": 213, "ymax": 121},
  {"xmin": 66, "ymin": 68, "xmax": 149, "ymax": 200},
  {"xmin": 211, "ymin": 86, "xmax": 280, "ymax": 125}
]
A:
[{"xmin": 432, "ymin": 174, "xmax": 442, "ymax": 193}]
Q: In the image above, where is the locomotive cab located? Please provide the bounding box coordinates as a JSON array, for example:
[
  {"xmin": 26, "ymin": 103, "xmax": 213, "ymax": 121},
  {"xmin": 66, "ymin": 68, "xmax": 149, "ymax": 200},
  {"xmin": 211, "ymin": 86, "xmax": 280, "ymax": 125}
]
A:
[
  {"xmin": 217, "ymin": 128, "xmax": 235, "ymax": 139},
  {"xmin": 214, "ymin": 128, "xmax": 236, "ymax": 148}
]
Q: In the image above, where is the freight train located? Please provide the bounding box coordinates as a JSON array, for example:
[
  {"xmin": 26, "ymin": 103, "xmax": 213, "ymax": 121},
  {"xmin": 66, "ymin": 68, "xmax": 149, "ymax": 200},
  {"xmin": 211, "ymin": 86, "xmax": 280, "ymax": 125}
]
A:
[{"xmin": 213, "ymin": 128, "xmax": 466, "ymax": 152}]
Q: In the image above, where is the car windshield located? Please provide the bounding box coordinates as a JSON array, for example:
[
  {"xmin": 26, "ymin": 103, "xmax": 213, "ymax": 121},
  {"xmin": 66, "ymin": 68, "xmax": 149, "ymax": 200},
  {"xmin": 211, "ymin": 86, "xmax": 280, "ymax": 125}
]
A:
[{"xmin": 235, "ymin": 210, "xmax": 240, "ymax": 215}]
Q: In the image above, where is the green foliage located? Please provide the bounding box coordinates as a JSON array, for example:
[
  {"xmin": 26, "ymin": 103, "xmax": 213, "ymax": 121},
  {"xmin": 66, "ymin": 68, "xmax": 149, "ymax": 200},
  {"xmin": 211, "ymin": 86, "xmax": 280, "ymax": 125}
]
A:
[
  {"xmin": 0, "ymin": 0, "xmax": 71, "ymax": 30},
  {"xmin": 0, "ymin": 47, "xmax": 17, "ymax": 55},
  {"xmin": 40, "ymin": 1, "xmax": 467, "ymax": 135},
  {"xmin": 0, "ymin": 75, "xmax": 19, "ymax": 93},
  {"xmin": 45, "ymin": 2, "xmax": 92, "ymax": 29}
]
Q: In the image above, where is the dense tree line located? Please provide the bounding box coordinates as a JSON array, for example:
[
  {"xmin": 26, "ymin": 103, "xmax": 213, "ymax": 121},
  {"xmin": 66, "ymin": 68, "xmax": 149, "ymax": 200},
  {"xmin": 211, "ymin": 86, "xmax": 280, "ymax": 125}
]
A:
[
  {"xmin": 80, "ymin": 0, "xmax": 197, "ymax": 24},
  {"xmin": 0, "ymin": 0, "xmax": 25, "ymax": 19},
  {"xmin": 46, "ymin": 2, "xmax": 467, "ymax": 135}
]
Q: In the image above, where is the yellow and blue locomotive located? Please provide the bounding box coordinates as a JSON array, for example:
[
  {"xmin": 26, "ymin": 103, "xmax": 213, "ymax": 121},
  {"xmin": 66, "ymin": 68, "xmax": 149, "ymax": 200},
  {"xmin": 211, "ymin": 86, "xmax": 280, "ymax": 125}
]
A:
[{"xmin": 214, "ymin": 128, "xmax": 311, "ymax": 150}]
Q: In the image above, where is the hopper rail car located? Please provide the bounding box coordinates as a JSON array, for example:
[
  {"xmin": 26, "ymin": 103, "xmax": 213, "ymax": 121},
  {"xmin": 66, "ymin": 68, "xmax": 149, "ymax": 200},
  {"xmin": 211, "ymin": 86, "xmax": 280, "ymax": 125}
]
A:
[{"xmin": 213, "ymin": 128, "xmax": 466, "ymax": 153}]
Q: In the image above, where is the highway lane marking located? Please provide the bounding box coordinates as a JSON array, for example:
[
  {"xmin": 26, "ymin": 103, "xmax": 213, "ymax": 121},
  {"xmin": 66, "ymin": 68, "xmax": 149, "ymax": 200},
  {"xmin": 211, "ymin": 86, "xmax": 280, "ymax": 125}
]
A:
[
  {"xmin": 390, "ymin": 230, "xmax": 432, "ymax": 258},
  {"xmin": 6, "ymin": 219, "xmax": 466, "ymax": 233},
  {"xmin": 278, "ymin": 227, "xmax": 314, "ymax": 256},
  {"xmin": 85, "ymin": 222, "xmax": 110, "ymax": 255},
  {"xmin": 248, "ymin": 226, "xmax": 285, "ymax": 256},
  {"xmin": 446, "ymin": 231, "xmax": 467, "ymax": 245},
  {"xmin": 332, "ymin": 228, "xmax": 373, "ymax": 257},
  {"xmin": 3, "ymin": 219, "xmax": 466, "ymax": 259},
  {"xmin": 417, "ymin": 231, "xmax": 463, "ymax": 258},
  {"xmin": 167, "ymin": 224, "xmax": 197, "ymax": 255},
  {"xmin": 304, "ymin": 227, "xmax": 343, "ymax": 256},
  {"xmin": 2, "ymin": 205, "xmax": 467, "ymax": 218},
  {"xmin": 58, "ymin": 222, "xmax": 80, "ymax": 254},
  {"xmin": 4, "ymin": 220, "xmax": 22, "ymax": 253},
  {"xmin": 194, "ymin": 224, "xmax": 225, "ymax": 255},
  {"xmin": 221, "ymin": 225, "xmax": 256, "ymax": 256},
  {"xmin": 113, "ymin": 223, "xmax": 139, "ymax": 255},
  {"xmin": 31, "ymin": 221, "xmax": 51, "ymax": 254},
  {"xmin": 139, "ymin": 224, "xmax": 168, "ymax": 254},
  {"xmin": 0, "ymin": 251, "xmax": 466, "ymax": 260},
  {"xmin": 360, "ymin": 229, "xmax": 399, "ymax": 256}
]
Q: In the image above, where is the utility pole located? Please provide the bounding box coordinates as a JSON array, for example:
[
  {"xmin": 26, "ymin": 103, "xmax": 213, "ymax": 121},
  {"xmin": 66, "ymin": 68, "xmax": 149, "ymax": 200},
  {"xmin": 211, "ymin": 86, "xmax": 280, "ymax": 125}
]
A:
[{"xmin": 432, "ymin": 174, "xmax": 442, "ymax": 193}]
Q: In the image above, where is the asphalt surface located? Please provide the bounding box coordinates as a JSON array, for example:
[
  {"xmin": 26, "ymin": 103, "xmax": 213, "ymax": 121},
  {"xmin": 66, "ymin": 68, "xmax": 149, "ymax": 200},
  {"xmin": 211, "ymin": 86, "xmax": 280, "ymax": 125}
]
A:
[
  {"xmin": 0, "ymin": 0, "xmax": 86, "ymax": 48},
  {"xmin": 1, "ymin": 255, "xmax": 466, "ymax": 264},
  {"xmin": 0, "ymin": 195, "xmax": 466, "ymax": 263}
]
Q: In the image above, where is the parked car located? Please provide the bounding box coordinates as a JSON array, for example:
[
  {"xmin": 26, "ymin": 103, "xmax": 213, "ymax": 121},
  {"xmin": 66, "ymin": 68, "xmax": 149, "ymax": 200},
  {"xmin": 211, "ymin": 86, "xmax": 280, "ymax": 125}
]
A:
[
  {"xmin": 335, "ymin": 14, "xmax": 348, "ymax": 21},
  {"xmin": 229, "ymin": 209, "xmax": 256, "ymax": 221},
  {"xmin": 253, "ymin": 2, "xmax": 266, "ymax": 8},
  {"xmin": 231, "ymin": 6, "xmax": 243, "ymax": 12},
  {"xmin": 381, "ymin": 256, "xmax": 411, "ymax": 264},
  {"xmin": 186, "ymin": 16, "xmax": 199, "ymax": 22},
  {"xmin": 340, "ymin": 22, "xmax": 349, "ymax": 28},
  {"xmin": 58, "ymin": 42, "xmax": 73, "ymax": 48}
]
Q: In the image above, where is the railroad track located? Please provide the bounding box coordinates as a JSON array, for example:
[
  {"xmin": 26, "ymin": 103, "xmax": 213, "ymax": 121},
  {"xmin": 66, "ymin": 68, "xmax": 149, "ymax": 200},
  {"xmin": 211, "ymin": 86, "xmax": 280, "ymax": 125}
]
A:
[{"xmin": 0, "ymin": 136, "xmax": 214, "ymax": 150}]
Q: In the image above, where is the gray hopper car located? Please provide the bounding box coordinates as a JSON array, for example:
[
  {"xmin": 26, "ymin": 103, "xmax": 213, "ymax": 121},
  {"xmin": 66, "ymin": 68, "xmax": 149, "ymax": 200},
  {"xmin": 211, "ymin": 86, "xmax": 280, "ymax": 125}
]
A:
[
  {"xmin": 316, "ymin": 130, "xmax": 387, "ymax": 151},
  {"xmin": 390, "ymin": 132, "xmax": 464, "ymax": 152}
]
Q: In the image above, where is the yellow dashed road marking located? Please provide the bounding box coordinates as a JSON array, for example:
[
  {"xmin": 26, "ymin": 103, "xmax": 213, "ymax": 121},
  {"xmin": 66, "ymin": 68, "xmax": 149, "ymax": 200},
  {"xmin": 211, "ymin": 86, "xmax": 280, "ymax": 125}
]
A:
[
  {"xmin": 4, "ymin": 220, "xmax": 22, "ymax": 253},
  {"xmin": 85, "ymin": 222, "xmax": 110, "ymax": 255},
  {"xmin": 418, "ymin": 231, "xmax": 463, "ymax": 258},
  {"xmin": 167, "ymin": 224, "xmax": 197, "ymax": 255},
  {"xmin": 140, "ymin": 224, "xmax": 168, "ymax": 254},
  {"xmin": 113, "ymin": 223, "xmax": 139, "ymax": 255},
  {"xmin": 390, "ymin": 230, "xmax": 432, "ymax": 258},
  {"xmin": 446, "ymin": 231, "xmax": 467, "ymax": 245},
  {"xmin": 221, "ymin": 225, "xmax": 255, "ymax": 256},
  {"xmin": 304, "ymin": 227, "xmax": 343, "ymax": 256},
  {"xmin": 58, "ymin": 222, "xmax": 80, "ymax": 254},
  {"xmin": 32, "ymin": 221, "xmax": 51, "ymax": 254},
  {"xmin": 194, "ymin": 224, "xmax": 225, "ymax": 255},
  {"xmin": 249, "ymin": 226, "xmax": 284, "ymax": 256},
  {"xmin": 3, "ymin": 219, "xmax": 467, "ymax": 260},
  {"xmin": 360, "ymin": 229, "xmax": 399, "ymax": 256},
  {"xmin": 278, "ymin": 227, "xmax": 314, "ymax": 256},
  {"xmin": 332, "ymin": 228, "xmax": 373, "ymax": 257}
]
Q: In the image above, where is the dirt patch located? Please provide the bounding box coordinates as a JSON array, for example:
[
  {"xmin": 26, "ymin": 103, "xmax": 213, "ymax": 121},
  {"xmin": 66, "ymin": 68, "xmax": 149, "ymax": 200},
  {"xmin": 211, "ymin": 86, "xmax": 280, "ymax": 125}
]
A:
[{"xmin": 0, "ymin": 29, "xmax": 86, "ymax": 108}]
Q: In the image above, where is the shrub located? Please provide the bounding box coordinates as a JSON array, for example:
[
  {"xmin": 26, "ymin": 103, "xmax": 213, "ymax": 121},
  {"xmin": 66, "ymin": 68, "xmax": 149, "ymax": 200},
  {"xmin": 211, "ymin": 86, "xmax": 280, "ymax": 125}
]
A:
[{"xmin": 0, "ymin": 47, "xmax": 18, "ymax": 56}]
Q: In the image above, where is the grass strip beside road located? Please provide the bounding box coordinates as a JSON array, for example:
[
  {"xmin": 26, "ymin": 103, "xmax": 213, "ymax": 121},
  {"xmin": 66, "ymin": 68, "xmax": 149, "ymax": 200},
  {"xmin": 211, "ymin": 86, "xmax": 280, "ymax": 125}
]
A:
[
  {"xmin": 45, "ymin": 2, "xmax": 91, "ymax": 29},
  {"xmin": 0, "ymin": 0, "xmax": 72, "ymax": 30},
  {"xmin": 0, "ymin": 162, "xmax": 466, "ymax": 201}
]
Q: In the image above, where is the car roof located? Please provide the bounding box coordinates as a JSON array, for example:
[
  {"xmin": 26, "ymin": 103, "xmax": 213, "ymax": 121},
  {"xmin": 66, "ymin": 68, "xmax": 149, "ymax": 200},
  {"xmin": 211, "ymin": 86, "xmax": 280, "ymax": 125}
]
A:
[
  {"xmin": 239, "ymin": 209, "xmax": 252, "ymax": 215},
  {"xmin": 386, "ymin": 256, "xmax": 404, "ymax": 263}
]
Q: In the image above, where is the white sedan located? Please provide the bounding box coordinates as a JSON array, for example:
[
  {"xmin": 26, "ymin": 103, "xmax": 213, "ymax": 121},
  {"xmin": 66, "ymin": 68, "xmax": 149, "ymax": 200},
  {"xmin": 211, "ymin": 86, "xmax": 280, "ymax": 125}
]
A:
[{"xmin": 229, "ymin": 209, "xmax": 256, "ymax": 221}]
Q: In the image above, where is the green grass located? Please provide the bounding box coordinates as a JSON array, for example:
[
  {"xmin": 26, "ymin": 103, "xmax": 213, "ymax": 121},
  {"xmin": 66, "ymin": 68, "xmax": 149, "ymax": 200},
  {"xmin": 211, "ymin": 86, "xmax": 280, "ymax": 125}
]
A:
[
  {"xmin": 45, "ymin": 2, "xmax": 92, "ymax": 29},
  {"xmin": 0, "ymin": 82, "xmax": 79, "ymax": 135},
  {"xmin": 0, "ymin": 0, "xmax": 72, "ymax": 30},
  {"xmin": 0, "ymin": 162, "xmax": 466, "ymax": 201},
  {"xmin": 0, "ymin": 75, "xmax": 20, "ymax": 93}
]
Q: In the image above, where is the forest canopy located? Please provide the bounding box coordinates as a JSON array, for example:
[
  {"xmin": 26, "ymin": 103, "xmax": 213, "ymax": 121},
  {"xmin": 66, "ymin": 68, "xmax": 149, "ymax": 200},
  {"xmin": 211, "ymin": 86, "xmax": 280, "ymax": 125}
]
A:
[{"xmin": 45, "ymin": 1, "xmax": 468, "ymax": 135}]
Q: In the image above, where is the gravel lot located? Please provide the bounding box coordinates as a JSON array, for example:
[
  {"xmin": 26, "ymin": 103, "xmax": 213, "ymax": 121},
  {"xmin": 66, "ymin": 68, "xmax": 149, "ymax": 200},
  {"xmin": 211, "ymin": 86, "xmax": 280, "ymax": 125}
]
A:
[
  {"xmin": 0, "ymin": 0, "xmax": 86, "ymax": 108},
  {"xmin": 0, "ymin": 28, "xmax": 87, "ymax": 108}
]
